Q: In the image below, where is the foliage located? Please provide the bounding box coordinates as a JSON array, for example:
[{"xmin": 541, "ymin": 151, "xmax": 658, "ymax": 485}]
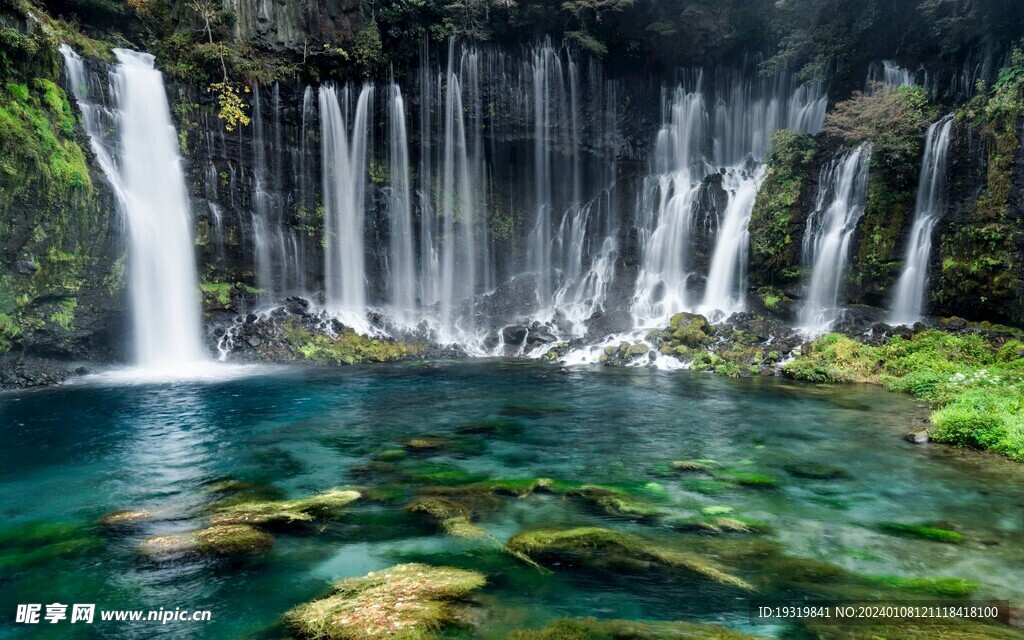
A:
[
  {"xmin": 207, "ymin": 81, "xmax": 250, "ymax": 132},
  {"xmin": 352, "ymin": 20, "xmax": 384, "ymax": 75},
  {"xmin": 823, "ymin": 85, "xmax": 932, "ymax": 174},
  {"xmin": 784, "ymin": 329, "xmax": 1024, "ymax": 461},
  {"xmin": 748, "ymin": 130, "xmax": 817, "ymax": 284}
]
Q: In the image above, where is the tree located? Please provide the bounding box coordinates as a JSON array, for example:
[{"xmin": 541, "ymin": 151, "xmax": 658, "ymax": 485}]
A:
[{"xmin": 186, "ymin": 0, "xmax": 250, "ymax": 132}]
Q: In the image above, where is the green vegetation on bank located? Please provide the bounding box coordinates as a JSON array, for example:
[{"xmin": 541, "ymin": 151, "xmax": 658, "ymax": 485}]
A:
[{"xmin": 785, "ymin": 329, "xmax": 1024, "ymax": 461}]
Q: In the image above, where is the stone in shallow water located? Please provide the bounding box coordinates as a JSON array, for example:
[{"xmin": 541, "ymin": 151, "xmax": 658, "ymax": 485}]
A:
[
  {"xmin": 507, "ymin": 527, "xmax": 753, "ymax": 591},
  {"xmin": 284, "ymin": 563, "xmax": 486, "ymax": 640},
  {"xmin": 905, "ymin": 428, "xmax": 931, "ymax": 444},
  {"xmin": 140, "ymin": 524, "xmax": 273, "ymax": 557},
  {"xmin": 211, "ymin": 488, "xmax": 361, "ymax": 527}
]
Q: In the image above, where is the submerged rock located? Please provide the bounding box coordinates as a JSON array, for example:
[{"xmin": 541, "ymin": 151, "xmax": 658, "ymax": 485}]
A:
[
  {"xmin": 507, "ymin": 527, "xmax": 753, "ymax": 591},
  {"xmin": 284, "ymin": 563, "xmax": 486, "ymax": 640},
  {"xmin": 212, "ymin": 488, "xmax": 361, "ymax": 527},
  {"xmin": 905, "ymin": 428, "xmax": 931, "ymax": 444},
  {"xmin": 405, "ymin": 497, "xmax": 487, "ymax": 540},
  {"xmin": 140, "ymin": 524, "xmax": 273, "ymax": 557},
  {"xmin": 99, "ymin": 509, "xmax": 153, "ymax": 526}
]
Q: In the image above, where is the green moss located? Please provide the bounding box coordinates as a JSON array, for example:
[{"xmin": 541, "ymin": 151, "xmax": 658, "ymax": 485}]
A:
[
  {"xmin": 283, "ymin": 563, "xmax": 486, "ymax": 640},
  {"xmin": 876, "ymin": 522, "xmax": 965, "ymax": 544},
  {"xmin": 507, "ymin": 527, "xmax": 753, "ymax": 591},
  {"xmin": 749, "ymin": 130, "xmax": 817, "ymax": 286}
]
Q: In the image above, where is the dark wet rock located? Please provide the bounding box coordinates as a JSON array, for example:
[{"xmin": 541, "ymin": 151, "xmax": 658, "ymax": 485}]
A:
[
  {"xmin": 585, "ymin": 308, "xmax": 633, "ymax": 339},
  {"xmin": 501, "ymin": 325, "xmax": 528, "ymax": 345},
  {"xmin": 527, "ymin": 325, "xmax": 557, "ymax": 346}
]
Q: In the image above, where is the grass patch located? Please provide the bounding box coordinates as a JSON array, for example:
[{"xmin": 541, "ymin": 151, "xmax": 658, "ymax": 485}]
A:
[{"xmin": 784, "ymin": 329, "xmax": 1024, "ymax": 461}]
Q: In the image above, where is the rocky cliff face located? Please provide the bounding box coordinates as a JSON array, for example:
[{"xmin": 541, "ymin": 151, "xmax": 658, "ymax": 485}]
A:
[{"xmin": 0, "ymin": 8, "xmax": 126, "ymax": 387}]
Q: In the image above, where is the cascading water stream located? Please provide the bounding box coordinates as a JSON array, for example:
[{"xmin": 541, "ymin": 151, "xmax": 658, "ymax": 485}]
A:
[
  {"xmin": 798, "ymin": 144, "xmax": 873, "ymax": 334},
  {"xmin": 888, "ymin": 115, "xmax": 954, "ymax": 325},
  {"xmin": 386, "ymin": 83, "xmax": 417, "ymax": 319},
  {"xmin": 319, "ymin": 84, "xmax": 373, "ymax": 330},
  {"xmin": 633, "ymin": 70, "xmax": 827, "ymax": 326},
  {"xmin": 61, "ymin": 46, "xmax": 207, "ymax": 371}
]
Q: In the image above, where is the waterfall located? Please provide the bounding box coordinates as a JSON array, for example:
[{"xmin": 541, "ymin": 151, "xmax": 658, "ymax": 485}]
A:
[
  {"xmin": 866, "ymin": 60, "xmax": 915, "ymax": 91},
  {"xmin": 61, "ymin": 46, "xmax": 207, "ymax": 370},
  {"xmin": 631, "ymin": 81, "xmax": 709, "ymax": 325},
  {"xmin": 798, "ymin": 145, "xmax": 873, "ymax": 333},
  {"xmin": 386, "ymin": 83, "xmax": 416, "ymax": 318},
  {"xmin": 889, "ymin": 115, "xmax": 954, "ymax": 325},
  {"xmin": 319, "ymin": 84, "xmax": 373, "ymax": 327},
  {"xmin": 633, "ymin": 69, "xmax": 828, "ymax": 325}
]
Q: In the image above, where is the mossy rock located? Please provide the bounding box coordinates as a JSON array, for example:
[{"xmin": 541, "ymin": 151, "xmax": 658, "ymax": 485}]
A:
[
  {"xmin": 876, "ymin": 522, "xmax": 965, "ymax": 544},
  {"xmin": 408, "ymin": 464, "xmax": 489, "ymax": 486},
  {"xmin": 405, "ymin": 497, "xmax": 487, "ymax": 540},
  {"xmin": 283, "ymin": 563, "xmax": 486, "ymax": 640},
  {"xmin": 212, "ymin": 488, "xmax": 361, "ymax": 527},
  {"xmin": 566, "ymin": 485, "xmax": 666, "ymax": 520},
  {"xmin": 140, "ymin": 524, "xmax": 273, "ymax": 557},
  {"xmin": 506, "ymin": 617, "xmax": 760, "ymax": 639},
  {"xmin": 507, "ymin": 527, "xmax": 753, "ymax": 591}
]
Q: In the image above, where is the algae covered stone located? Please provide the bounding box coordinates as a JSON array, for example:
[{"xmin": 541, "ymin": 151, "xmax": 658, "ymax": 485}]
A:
[
  {"xmin": 405, "ymin": 497, "xmax": 487, "ymax": 539},
  {"xmin": 507, "ymin": 527, "xmax": 753, "ymax": 591},
  {"xmin": 212, "ymin": 488, "xmax": 361, "ymax": 526},
  {"xmin": 284, "ymin": 563, "xmax": 486, "ymax": 640},
  {"xmin": 140, "ymin": 524, "xmax": 273, "ymax": 557}
]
